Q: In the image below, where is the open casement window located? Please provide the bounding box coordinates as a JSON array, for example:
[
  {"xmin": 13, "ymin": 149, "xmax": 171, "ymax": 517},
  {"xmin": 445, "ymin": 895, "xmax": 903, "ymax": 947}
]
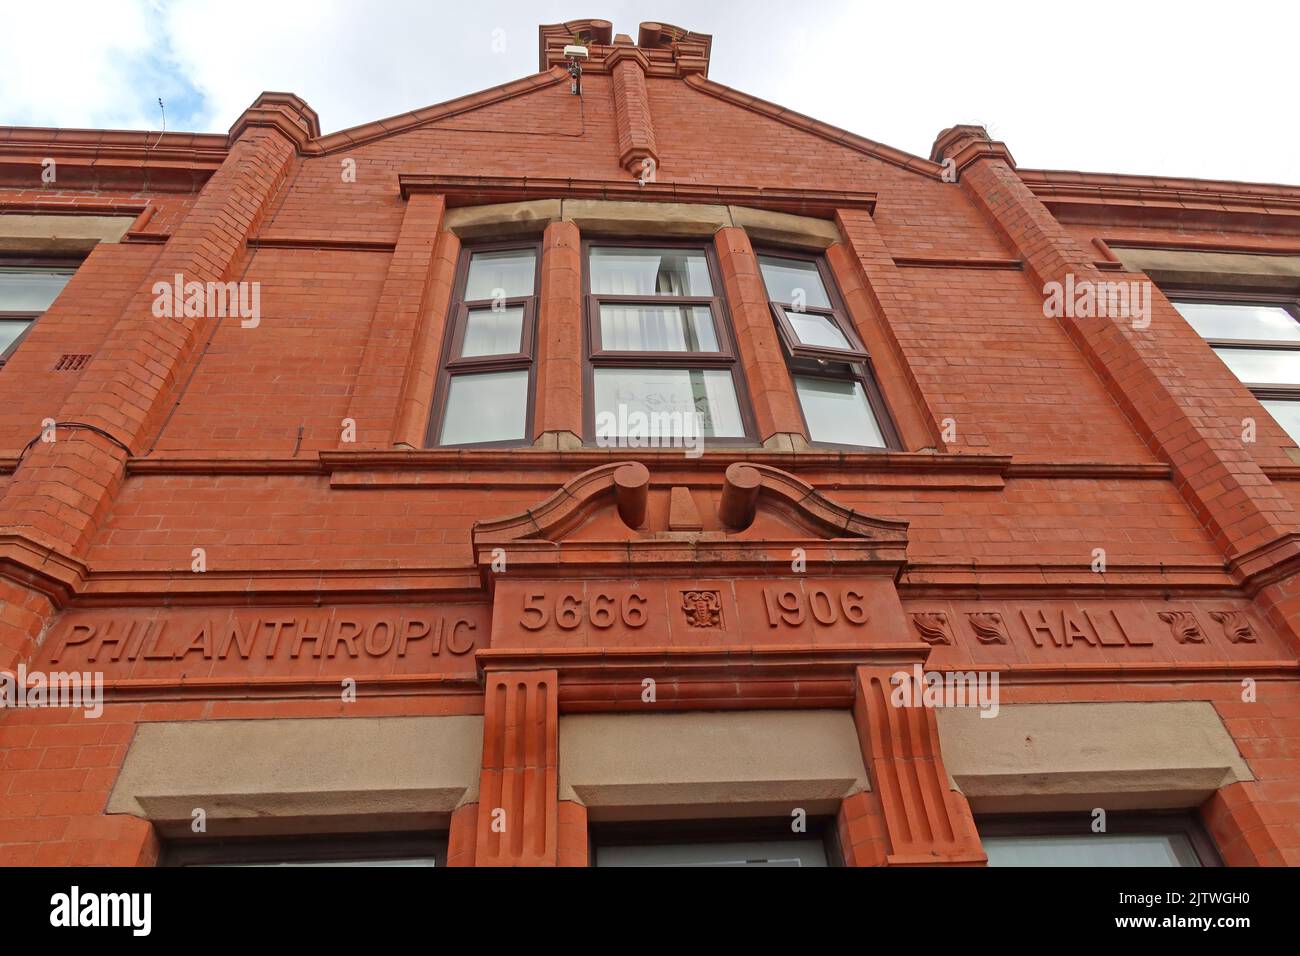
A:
[
  {"xmin": 584, "ymin": 242, "xmax": 755, "ymax": 445},
  {"xmin": 1170, "ymin": 292, "xmax": 1300, "ymax": 444},
  {"xmin": 978, "ymin": 811, "xmax": 1220, "ymax": 867},
  {"xmin": 756, "ymin": 251, "xmax": 897, "ymax": 450},
  {"xmin": 0, "ymin": 260, "xmax": 77, "ymax": 367},
  {"xmin": 428, "ymin": 242, "xmax": 540, "ymax": 447}
]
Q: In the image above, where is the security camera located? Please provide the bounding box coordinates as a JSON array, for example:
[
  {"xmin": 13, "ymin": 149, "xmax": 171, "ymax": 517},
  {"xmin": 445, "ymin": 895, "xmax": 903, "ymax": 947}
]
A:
[{"xmin": 563, "ymin": 44, "xmax": 589, "ymax": 60}]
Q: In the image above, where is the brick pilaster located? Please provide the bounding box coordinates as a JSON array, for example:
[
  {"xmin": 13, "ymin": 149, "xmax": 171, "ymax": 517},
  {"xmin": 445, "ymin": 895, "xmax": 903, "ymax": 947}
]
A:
[
  {"xmin": 344, "ymin": 193, "xmax": 447, "ymax": 448},
  {"xmin": 0, "ymin": 96, "xmax": 305, "ymax": 589},
  {"xmin": 475, "ymin": 670, "xmax": 559, "ymax": 866},
  {"xmin": 392, "ymin": 227, "xmax": 460, "ymax": 448},
  {"xmin": 836, "ymin": 789, "xmax": 890, "ymax": 866},
  {"xmin": 609, "ymin": 51, "xmax": 658, "ymax": 179},
  {"xmin": 1202, "ymin": 781, "xmax": 1297, "ymax": 866},
  {"xmin": 446, "ymin": 802, "xmax": 478, "ymax": 866},
  {"xmin": 850, "ymin": 665, "xmax": 986, "ymax": 865},
  {"xmin": 533, "ymin": 220, "xmax": 583, "ymax": 445},
  {"xmin": 557, "ymin": 799, "xmax": 589, "ymax": 866},
  {"xmin": 826, "ymin": 226, "xmax": 940, "ymax": 450},
  {"xmin": 713, "ymin": 226, "xmax": 806, "ymax": 446}
]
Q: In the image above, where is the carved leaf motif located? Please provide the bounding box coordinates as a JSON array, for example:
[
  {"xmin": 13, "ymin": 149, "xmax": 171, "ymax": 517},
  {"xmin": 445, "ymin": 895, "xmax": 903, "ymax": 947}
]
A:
[
  {"xmin": 911, "ymin": 612, "xmax": 953, "ymax": 646},
  {"xmin": 1157, "ymin": 610, "xmax": 1204, "ymax": 644},
  {"xmin": 966, "ymin": 611, "xmax": 1009, "ymax": 644},
  {"xmin": 1209, "ymin": 610, "xmax": 1257, "ymax": 644}
]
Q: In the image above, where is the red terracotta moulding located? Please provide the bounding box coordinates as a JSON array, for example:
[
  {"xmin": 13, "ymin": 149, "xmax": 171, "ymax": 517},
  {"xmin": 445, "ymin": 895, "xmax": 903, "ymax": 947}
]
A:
[{"xmin": 397, "ymin": 172, "xmax": 877, "ymax": 218}]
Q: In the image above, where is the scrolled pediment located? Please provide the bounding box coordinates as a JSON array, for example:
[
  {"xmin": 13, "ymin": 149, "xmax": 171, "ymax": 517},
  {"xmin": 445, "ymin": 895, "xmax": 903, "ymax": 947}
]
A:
[{"xmin": 471, "ymin": 461, "xmax": 908, "ymax": 580}]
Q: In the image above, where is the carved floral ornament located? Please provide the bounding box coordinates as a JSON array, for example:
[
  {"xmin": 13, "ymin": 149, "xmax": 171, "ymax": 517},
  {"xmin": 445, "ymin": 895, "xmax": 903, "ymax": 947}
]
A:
[
  {"xmin": 1208, "ymin": 609, "xmax": 1258, "ymax": 644},
  {"xmin": 911, "ymin": 606, "xmax": 1263, "ymax": 649},
  {"xmin": 908, "ymin": 610, "xmax": 1023, "ymax": 646},
  {"xmin": 1158, "ymin": 609, "xmax": 1256, "ymax": 644}
]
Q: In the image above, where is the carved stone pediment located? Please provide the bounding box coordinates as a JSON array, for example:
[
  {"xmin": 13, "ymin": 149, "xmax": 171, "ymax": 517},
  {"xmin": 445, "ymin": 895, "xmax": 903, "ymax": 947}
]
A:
[{"xmin": 472, "ymin": 461, "xmax": 908, "ymax": 584}]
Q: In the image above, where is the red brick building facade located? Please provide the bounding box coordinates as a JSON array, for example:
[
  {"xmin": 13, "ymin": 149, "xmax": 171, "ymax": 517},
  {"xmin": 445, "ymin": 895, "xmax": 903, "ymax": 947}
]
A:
[{"xmin": 0, "ymin": 18, "xmax": 1297, "ymax": 867}]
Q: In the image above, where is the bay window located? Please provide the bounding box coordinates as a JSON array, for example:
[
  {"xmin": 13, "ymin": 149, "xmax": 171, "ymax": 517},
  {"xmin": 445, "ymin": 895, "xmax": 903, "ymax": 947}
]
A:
[{"xmin": 584, "ymin": 243, "xmax": 753, "ymax": 444}]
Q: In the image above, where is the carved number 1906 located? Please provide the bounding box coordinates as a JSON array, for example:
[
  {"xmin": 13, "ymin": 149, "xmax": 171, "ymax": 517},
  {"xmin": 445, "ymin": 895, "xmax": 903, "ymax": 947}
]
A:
[{"xmin": 761, "ymin": 586, "xmax": 869, "ymax": 627}]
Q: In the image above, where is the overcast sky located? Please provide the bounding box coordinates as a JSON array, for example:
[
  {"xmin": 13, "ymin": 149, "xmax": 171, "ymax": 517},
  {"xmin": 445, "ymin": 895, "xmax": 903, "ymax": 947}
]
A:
[{"xmin": 1, "ymin": 0, "xmax": 1293, "ymax": 185}]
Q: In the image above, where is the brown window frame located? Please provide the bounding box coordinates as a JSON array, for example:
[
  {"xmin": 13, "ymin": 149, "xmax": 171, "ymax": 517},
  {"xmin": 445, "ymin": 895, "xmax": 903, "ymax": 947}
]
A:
[
  {"xmin": 0, "ymin": 256, "xmax": 81, "ymax": 368},
  {"xmin": 977, "ymin": 810, "xmax": 1222, "ymax": 866},
  {"xmin": 588, "ymin": 814, "xmax": 843, "ymax": 867},
  {"xmin": 163, "ymin": 831, "xmax": 447, "ymax": 867},
  {"xmin": 758, "ymin": 251, "xmax": 870, "ymax": 363},
  {"xmin": 425, "ymin": 239, "xmax": 542, "ymax": 448},
  {"xmin": 755, "ymin": 247, "xmax": 900, "ymax": 451},
  {"xmin": 581, "ymin": 238, "xmax": 757, "ymax": 445}
]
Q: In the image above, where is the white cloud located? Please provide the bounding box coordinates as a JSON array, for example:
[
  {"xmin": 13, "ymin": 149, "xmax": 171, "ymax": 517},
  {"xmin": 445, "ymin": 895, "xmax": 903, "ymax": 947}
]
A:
[
  {"xmin": 0, "ymin": 0, "xmax": 164, "ymax": 129},
  {"xmin": 0, "ymin": 0, "xmax": 1293, "ymax": 185}
]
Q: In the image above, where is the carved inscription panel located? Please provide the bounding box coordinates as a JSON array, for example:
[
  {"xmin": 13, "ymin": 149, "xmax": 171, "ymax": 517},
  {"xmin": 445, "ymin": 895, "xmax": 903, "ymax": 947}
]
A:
[
  {"xmin": 41, "ymin": 605, "xmax": 491, "ymax": 680},
  {"xmin": 903, "ymin": 600, "xmax": 1288, "ymax": 665},
  {"xmin": 490, "ymin": 578, "xmax": 908, "ymax": 648}
]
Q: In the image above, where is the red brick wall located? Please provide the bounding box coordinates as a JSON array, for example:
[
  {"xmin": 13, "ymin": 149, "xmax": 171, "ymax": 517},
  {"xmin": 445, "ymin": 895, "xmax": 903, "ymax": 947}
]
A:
[{"xmin": 1, "ymin": 31, "xmax": 1298, "ymax": 867}]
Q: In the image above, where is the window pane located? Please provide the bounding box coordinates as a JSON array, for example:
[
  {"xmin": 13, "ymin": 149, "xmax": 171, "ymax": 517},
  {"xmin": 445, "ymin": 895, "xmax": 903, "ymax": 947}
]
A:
[
  {"xmin": 596, "ymin": 838, "xmax": 829, "ymax": 867},
  {"xmin": 1262, "ymin": 399, "xmax": 1300, "ymax": 444},
  {"xmin": 464, "ymin": 249, "xmax": 536, "ymax": 301},
  {"xmin": 0, "ymin": 318, "xmax": 32, "ymax": 354},
  {"xmin": 786, "ymin": 310, "xmax": 851, "ymax": 350},
  {"xmin": 1213, "ymin": 347, "xmax": 1300, "ymax": 385},
  {"xmin": 589, "ymin": 247, "xmax": 712, "ymax": 296},
  {"xmin": 212, "ymin": 857, "xmax": 437, "ymax": 867},
  {"xmin": 983, "ymin": 833, "xmax": 1201, "ymax": 867},
  {"xmin": 439, "ymin": 370, "xmax": 528, "ymax": 445},
  {"xmin": 0, "ymin": 267, "xmax": 74, "ymax": 311},
  {"xmin": 1174, "ymin": 301, "xmax": 1300, "ymax": 342},
  {"xmin": 598, "ymin": 304, "xmax": 719, "ymax": 352},
  {"xmin": 461, "ymin": 306, "xmax": 524, "ymax": 357},
  {"xmin": 796, "ymin": 376, "xmax": 885, "ymax": 447},
  {"xmin": 593, "ymin": 368, "xmax": 744, "ymax": 438},
  {"xmin": 758, "ymin": 255, "xmax": 831, "ymax": 309}
]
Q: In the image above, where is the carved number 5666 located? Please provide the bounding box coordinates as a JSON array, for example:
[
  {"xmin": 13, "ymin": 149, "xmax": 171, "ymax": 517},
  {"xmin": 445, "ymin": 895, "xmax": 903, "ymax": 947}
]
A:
[{"xmin": 520, "ymin": 591, "xmax": 647, "ymax": 631}]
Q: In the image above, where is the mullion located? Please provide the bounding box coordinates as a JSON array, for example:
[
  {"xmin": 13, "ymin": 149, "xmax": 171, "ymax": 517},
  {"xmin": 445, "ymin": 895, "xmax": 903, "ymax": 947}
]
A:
[{"xmin": 590, "ymin": 353, "xmax": 734, "ymax": 369}]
